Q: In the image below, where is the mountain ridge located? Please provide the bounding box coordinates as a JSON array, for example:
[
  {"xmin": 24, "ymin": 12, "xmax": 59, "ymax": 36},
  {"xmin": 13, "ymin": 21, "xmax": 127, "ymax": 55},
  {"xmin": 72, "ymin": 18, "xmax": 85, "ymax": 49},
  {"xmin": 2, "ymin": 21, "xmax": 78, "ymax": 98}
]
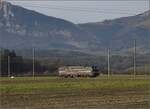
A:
[
  {"xmin": 0, "ymin": 2, "xmax": 100, "ymax": 51},
  {"xmin": 0, "ymin": 2, "xmax": 149, "ymax": 54},
  {"xmin": 79, "ymin": 10, "xmax": 150, "ymax": 53}
]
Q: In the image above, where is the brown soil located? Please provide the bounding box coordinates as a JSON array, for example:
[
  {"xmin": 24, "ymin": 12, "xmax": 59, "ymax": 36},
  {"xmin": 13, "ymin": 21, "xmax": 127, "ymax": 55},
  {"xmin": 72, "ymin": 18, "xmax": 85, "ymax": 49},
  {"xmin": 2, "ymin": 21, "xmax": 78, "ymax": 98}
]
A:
[{"xmin": 1, "ymin": 88, "xmax": 149, "ymax": 109}]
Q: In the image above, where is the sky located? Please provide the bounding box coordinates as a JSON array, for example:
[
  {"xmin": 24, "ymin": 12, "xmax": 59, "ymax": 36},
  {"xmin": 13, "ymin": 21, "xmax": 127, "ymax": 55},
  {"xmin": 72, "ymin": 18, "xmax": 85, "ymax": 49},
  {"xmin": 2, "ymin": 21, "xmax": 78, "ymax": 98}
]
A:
[{"xmin": 6, "ymin": 0, "xmax": 149, "ymax": 24}]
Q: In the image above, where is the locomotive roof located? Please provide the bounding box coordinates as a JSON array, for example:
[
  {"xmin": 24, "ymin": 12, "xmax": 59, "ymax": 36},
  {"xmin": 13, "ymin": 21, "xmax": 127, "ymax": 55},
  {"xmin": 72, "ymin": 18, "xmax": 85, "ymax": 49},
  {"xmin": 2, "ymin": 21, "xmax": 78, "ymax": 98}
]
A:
[{"xmin": 59, "ymin": 66, "xmax": 92, "ymax": 70}]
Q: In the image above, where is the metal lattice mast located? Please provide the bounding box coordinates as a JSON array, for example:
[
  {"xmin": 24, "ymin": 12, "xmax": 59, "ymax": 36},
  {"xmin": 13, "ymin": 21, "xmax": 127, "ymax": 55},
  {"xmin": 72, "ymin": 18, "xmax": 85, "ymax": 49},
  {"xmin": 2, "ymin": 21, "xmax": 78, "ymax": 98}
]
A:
[
  {"xmin": 149, "ymin": 0, "xmax": 150, "ymax": 10},
  {"xmin": 0, "ymin": 49, "xmax": 2, "ymax": 77},
  {"xmin": 32, "ymin": 48, "xmax": 35, "ymax": 78},
  {"xmin": 107, "ymin": 48, "xmax": 110, "ymax": 79},
  {"xmin": 8, "ymin": 56, "xmax": 10, "ymax": 77},
  {"xmin": 0, "ymin": 0, "xmax": 2, "ymax": 8},
  {"xmin": 133, "ymin": 39, "xmax": 136, "ymax": 79},
  {"xmin": 0, "ymin": 0, "xmax": 3, "ymax": 4}
]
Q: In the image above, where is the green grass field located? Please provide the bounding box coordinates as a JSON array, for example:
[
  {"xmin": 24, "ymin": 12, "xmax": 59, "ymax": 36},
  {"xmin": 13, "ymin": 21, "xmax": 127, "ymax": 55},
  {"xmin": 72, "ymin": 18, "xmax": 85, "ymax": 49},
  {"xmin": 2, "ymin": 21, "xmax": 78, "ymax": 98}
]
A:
[{"xmin": 0, "ymin": 75, "xmax": 150, "ymax": 109}]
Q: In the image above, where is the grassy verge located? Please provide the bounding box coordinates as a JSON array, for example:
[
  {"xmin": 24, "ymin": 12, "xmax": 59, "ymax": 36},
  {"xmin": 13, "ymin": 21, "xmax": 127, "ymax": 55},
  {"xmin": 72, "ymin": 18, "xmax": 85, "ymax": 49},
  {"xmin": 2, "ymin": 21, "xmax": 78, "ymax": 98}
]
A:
[
  {"xmin": 0, "ymin": 75, "xmax": 150, "ymax": 109},
  {"xmin": 0, "ymin": 75, "xmax": 149, "ymax": 93}
]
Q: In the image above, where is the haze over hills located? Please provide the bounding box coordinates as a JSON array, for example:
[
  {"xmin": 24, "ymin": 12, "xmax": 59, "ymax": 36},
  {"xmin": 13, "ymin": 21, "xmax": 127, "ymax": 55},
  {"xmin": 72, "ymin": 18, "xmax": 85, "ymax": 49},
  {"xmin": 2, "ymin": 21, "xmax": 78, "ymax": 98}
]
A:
[
  {"xmin": 0, "ymin": 2, "xmax": 150, "ymax": 55},
  {"xmin": 0, "ymin": 2, "xmax": 100, "ymax": 51},
  {"xmin": 79, "ymin": 10, "xmax": 150, "ymax": 54}
]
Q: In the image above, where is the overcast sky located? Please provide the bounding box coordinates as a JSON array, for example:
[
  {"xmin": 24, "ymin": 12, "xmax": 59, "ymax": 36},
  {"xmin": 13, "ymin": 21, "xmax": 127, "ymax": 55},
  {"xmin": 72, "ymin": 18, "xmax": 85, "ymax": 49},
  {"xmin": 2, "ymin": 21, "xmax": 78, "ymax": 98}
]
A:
[{"xmin": 7, "ymin": 0, "xmax": 149, "ymax": 23}]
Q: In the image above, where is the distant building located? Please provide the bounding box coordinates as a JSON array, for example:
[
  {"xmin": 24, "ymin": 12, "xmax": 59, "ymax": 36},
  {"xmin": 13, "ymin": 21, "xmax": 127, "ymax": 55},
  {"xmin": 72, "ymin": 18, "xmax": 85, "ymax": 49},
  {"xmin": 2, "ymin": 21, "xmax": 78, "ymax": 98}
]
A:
[{"xmin": 58, "ymin": 66, "xmax": 99, "ymax": 77}]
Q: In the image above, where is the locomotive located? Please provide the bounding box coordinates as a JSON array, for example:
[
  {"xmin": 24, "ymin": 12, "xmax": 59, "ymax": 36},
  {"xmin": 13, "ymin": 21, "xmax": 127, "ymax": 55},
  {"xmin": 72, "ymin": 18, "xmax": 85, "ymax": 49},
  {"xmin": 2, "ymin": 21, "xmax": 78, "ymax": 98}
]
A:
[{"xmin": 58, "ymin": 66, "xmax": 99, "ymax": 78}]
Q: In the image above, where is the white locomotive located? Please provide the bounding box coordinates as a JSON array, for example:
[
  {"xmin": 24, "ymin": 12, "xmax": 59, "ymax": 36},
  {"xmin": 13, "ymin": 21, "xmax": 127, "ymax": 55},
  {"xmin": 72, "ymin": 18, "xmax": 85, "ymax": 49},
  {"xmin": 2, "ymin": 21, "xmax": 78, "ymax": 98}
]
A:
[{"xmin": 58, "ymin": 66, "xmax": 99, "ymax": 77}]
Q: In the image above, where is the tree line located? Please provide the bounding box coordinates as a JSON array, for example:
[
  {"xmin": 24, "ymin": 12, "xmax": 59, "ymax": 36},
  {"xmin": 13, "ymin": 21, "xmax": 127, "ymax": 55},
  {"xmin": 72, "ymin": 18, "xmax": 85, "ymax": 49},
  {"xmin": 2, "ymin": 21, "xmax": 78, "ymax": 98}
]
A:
[
  {"xmin": 0, "ymin": 49, "xmax": 149, "ymax": 76},
  {"xmin": 0, "ymin": 49, "xmax": 61, "ymax": 76}
]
